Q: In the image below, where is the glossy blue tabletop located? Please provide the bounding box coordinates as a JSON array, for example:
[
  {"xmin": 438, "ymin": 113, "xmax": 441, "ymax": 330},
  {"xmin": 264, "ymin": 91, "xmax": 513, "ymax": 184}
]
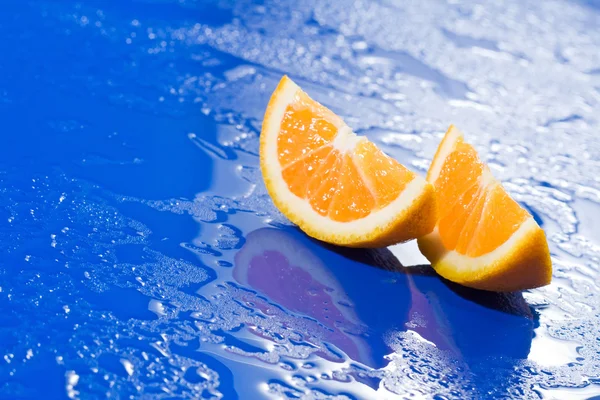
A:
[{"xmin": 1, "ymin": 1, "xmax": 600, "ymax": 399}]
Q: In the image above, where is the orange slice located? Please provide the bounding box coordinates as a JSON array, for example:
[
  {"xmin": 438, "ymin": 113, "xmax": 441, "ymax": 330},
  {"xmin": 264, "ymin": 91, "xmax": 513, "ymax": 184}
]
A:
[
  {"xmin": 260, "ymin": 76, "xmax": 436, "ymax": 247},
  {"xmin": 417, "ymin": 125, "xmax": 552, "ymax": 291}
]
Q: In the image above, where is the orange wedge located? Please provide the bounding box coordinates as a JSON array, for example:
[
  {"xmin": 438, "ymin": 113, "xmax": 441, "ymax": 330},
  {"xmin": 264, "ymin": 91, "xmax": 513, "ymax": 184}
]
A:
[
  {"xmin": 417, "ymin": 125, "xmax": 552, "ymax": 291},
  {"xmin": 260, "ymin": 76, "xmax": 437, "ymax": 247}
]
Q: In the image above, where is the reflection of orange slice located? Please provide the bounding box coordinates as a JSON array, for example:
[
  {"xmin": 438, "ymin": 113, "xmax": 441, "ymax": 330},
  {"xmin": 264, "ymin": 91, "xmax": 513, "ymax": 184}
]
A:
[
  {"xmin": 418, "ymin": 126, "xmax": 552, "ymax": 291},
  {"xmin": 233, "ymin": 228, "xmax": 372, "ymax": 365},
  {"xmin": 404, "ymin": 272, "xmax": 458, "ymax": 353},
  {"xmin": 404, "ymin": 269, "xmax": 533, "ymax": 360},
  {"xmin": 260, "ymin": 76, "xmax": 437, "ymax": 247}
]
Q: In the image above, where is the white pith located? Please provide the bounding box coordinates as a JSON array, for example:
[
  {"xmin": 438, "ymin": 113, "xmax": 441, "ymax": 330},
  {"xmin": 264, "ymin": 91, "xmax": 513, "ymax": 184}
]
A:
[
  {"xmin": 427, "ymin": 125, "xmax": 462, "ymax": 182},
  {"xmin": 263, "ymin": 78, "xmax": 429, "ymax": 235},
  {"xmin": 424, "ymin": 125, "xmax": 539, "ymax": 268},
  {"xmin": 331, "ymin": 126, "xmax": 366, "ymax": 152},
  {"xmin": 421, "ymin": 218, "xmax": 538, "ymax": 272}
]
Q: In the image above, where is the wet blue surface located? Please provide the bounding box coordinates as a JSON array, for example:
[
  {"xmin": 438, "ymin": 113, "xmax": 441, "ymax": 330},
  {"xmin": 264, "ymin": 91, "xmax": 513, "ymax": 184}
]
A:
[{"xmin": 1, "ymin": 0, "xmax": 600, "ymax": 399}]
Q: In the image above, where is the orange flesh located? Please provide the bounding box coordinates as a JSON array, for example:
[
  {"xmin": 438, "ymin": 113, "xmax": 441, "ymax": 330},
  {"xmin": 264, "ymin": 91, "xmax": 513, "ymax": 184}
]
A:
[
  {"xmin": 353, "ymin": 141, "xmax": 414, "ymax": 208},
  {"xmin": 308, "ymin": 150, "xmax": 342, "ymax": 216},
  {"xmin": 277, "ymin": 92, "xmax": 340, "ymax": 167},
  {"xmin": 328, "ymin": 154, "xmax": 376, "ymax": 222},
  {"xmin": 434, "ymin": 141, "xmax": 529, "ymax": 257},
  {"xmin": 277, "ymin": 90, "xmax": 415, "ymax": 222},
  {"xmin": 282, "ymin": 145, "xmax": 333, "ymax": 198}
]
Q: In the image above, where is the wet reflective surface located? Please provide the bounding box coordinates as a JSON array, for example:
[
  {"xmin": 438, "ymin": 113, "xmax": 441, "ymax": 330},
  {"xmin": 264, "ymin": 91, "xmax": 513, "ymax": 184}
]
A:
[{"xmin": 1, "ymin": 0, "xmax": 600, "ymax": 398}]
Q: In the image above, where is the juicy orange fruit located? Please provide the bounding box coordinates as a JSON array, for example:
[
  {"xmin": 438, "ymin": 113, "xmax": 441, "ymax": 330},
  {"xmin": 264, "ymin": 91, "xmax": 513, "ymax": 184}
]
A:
[
  {"xmin": 418, "ymin": 125, "xmax": 552, "ymax": 291},
  {"xmin": 260, "ymin": 76, "xmax": 437, "ymax": 247}
]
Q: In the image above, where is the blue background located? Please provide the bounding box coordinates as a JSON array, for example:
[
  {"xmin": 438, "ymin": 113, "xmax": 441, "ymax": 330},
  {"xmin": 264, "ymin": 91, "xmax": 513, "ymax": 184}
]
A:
[{"xmin": 1, "ymin": 0, "xmax": 600, "ymax": 398}]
